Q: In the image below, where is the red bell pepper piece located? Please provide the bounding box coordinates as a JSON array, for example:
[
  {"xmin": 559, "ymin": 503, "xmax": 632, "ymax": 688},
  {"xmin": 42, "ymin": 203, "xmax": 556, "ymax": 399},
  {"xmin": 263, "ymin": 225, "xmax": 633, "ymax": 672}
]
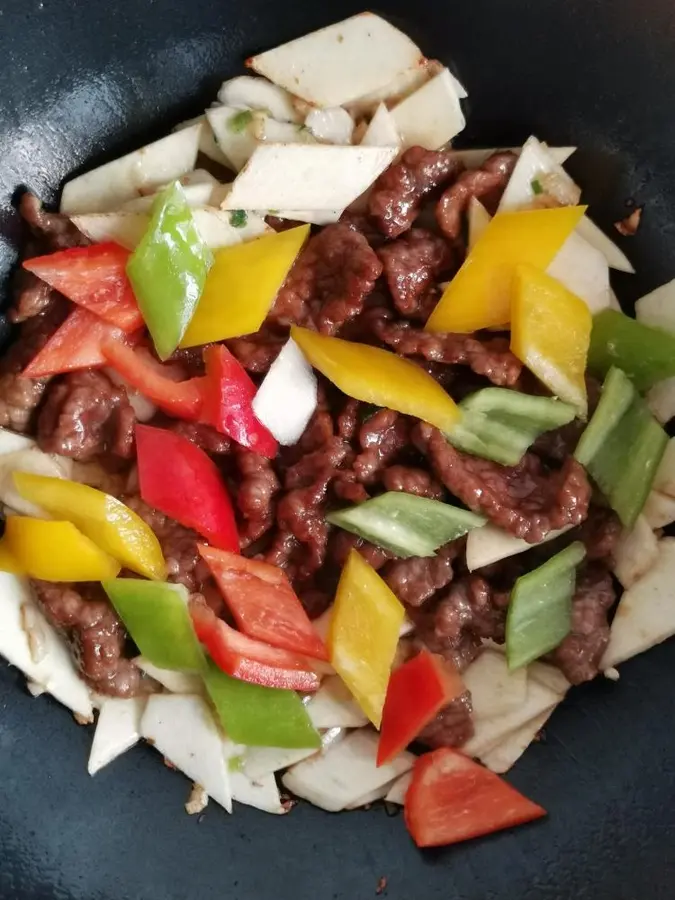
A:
[
  {"xmin": 190, "ymin": 599, "xmax": 320, "ymax": 692},
  {"xmin": 23, "ymin": 307, "xmax": 134, "ymax": 378},
  {"xmin": 102, "ymin": 340, "xmax": 205, "ymax": 420},
  {"xmin": 377, "ymin": 650, "xmax": 465, "ymax": 766},
  {"xmin": 136, "ymin": 425, "xmax": 239, "ymax": 552},
  {"xmin": 198, "ymin": 545, "xmax": 328, "ymax": 661},
  {"xmin": 404, "ymin": 747, "xmax": 546, "ymax": 848},
  {"xmin": 23, "ymin": 242, "xmax": 144, "ymax": 332},
  {"xmin": 202, "ymin": 345, "xmax": 278, "ymax": 458}
]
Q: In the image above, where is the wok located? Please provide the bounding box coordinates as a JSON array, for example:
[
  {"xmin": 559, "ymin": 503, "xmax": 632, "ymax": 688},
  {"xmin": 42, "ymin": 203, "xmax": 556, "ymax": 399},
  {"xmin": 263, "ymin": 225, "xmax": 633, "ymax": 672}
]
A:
[{"xmin": 1, "ymin": 0, "xmax": 675, "ymax": 897}]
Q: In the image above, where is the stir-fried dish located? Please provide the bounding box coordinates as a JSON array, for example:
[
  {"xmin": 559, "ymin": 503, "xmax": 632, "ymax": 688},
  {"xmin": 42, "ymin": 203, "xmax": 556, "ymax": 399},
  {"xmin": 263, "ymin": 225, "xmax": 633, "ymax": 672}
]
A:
[{"xmin": 2, "ymin": 13, "xmax": 675, "ymax": 848}]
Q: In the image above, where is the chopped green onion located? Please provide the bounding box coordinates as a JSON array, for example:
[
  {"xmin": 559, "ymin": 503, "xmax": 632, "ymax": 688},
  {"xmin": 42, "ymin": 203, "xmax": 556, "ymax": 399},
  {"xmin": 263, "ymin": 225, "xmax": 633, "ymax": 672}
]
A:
[
  {"xmin": 326, "ymin": 492, "xmax": 486, "ymax": 558},
  {"xmin": 588, "ymin": 309, "xmax": 675, "ymax": 391},
  {"xmin": 228, "ymin": 110, "xmax": 254, "ymax": 133},
  {"xmin": 531, "ymin": 178, "xmax": 544, "ymax": 195},
  {"xmin": 229, "ymin": 209, "xmax": 248, "ymax": 228},
  {"xmin": 506, "ymin": 541, "xmax": 586, "ymax": 670}
]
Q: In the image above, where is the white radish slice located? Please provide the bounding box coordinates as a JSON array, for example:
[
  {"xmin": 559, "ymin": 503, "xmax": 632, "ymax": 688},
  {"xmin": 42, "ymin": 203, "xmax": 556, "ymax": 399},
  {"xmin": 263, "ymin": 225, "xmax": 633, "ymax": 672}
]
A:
[
  {"xmin": 268, "ymin": 210, "xmax": 343, "ymax": 226},
  {"xmin": 254, "ymin": 117, "xmax": 315, "ymax": 144},
  {"xmin": 0, "ymin": 428, "xmax": 34, "ymax": 455},
  {"xmin": 547, "ymin": 230, "xmax": 612, "ymax": 313},
  {"xmin": 305, "ymin": 108, "xmax": 355, "ymax": 145},
  {"xmin": 120, "ymin": 182, "xmax": 221, "ymax": 212},
  {"xmin": 282, "ymin": 729, "xmax": 414, "ymax": 812},
  {"xmin": 217, "ymin": 75, "xmax": 302, "ymax": 124},
  {"xmin": 252, "ymin": 339, "xmax": 317, "ymax": 446},
  {"xmin": 0, "ymin": 574, "xmax": 93, "ymax": 718},
  {"xmin": 390, "ymin": 67, "xmax": 465, "ymax": 151},
  {"xmin": 647, "ymin": 378, "xmax": 675, "ymax": 425},
  {"xmin": 141, "ymin": 694, "xmax": 232, "ymax": 812},
  {"xmin": 360, "ymin": 103, "xmax": 400, "ymax": 148},
  {"xmin": 465, "ymin": 523, "xmax": 572, "ymax": 572},
  {"xmin": 222, "ymin": 144, "xmax": 397, "ymax": 212},
  {"xmin": 173, "ymin": 115, "xmax": 230, "ymax": 167},
  {"xmin": 0, "ymin": 448, "xmax": 72, "ymax": 517},
  {"xmin": 450, "ymin": 145, "xmax": 576, "ymax": 170},
  {"xmin": 652, "ymin": 438, "xmax": 675, "ymax": 497},
  {"xmin": 305, "ymin": 675, "xmax": 369, "ymax": 728},
  {"xmin": 602, "ymin": 538, "xmax": 675, "ymax": 667},
  {"xmin": 468, "ymin": 197, "xmax": 491, "ymax": 250},
  {"xmin": 635, "ymin": 278, "xmax": 675, "ymax": 332},
  {"xmin": 498, "ymin": 135, "xmax": 579, "ymax": 212},
  {"xmin": 134, "ymin": 657, "xmax": 203, "ymax": 694},
  {"xmin": 642, "ymin": 490, "xmax": 675, "ymax": 529},
  {"xmin": 612, "ymin": 516, "xmax": 659, "ymax": 589},
  {"xmin": 346, "ymin": 780, "xmax": 398, "ymax": 809},
  {"xmin": 247, "ymin": 14, "xmax": 424, "ymax": 108},
  {"xmin": 206, "ymin": 106, "xmax": 260, "ymax": 172},
  {"xmin": 462, "ymin": 648, "xmax": 527, "ymax": 720},
  {"xmin": 479, "ymin": 708, "xmax": 553, "ymax": 774},
  {"xmin": 229, "ymin": 769, "xmax": 286, "ymax": 814},
  {"xmin": 88, "ymin": 696, "xmax": 145, "ymax": 775},
  {"xmin": 345, "ymin": 60, "xmax": 441, "ymax": 119},
  {"xmin": 575, "ymin": 215, "xmax": 635, "ymax": 273},
  {"xmin": 609, "ymin": 288, "xmax": 622, "ymax": 310},
  {"xmin": 384, "ymin": 771, "xmax": 412, "ymax": 805},
  {"xmin": 60, "ymin": 125, "xmax": 201, "ymax": 214},
  {"xmin": 243, "ymin": 725, "xmax": 346, "ymax": 780}
]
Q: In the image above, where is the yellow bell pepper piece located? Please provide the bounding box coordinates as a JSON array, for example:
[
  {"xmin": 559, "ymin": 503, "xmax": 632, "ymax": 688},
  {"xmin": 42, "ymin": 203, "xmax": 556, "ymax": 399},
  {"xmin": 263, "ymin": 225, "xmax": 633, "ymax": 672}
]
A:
[
  {"xmin": 510, "ymin": 264, "xmax": 592, "ymax": 418},
  {"xmin": 181, "ymin": 225, "xmax": 310, "ymax": 347},
  {"xmin": 12, "ymin": 473, "xmax": 165, "ymax": 580},
  {"xmin": 425, "ymin": 206, "xmax": 586, "ymax": 333},
  {"xmin": 0, "ymin": 540, "xmax": 24, "ymax": 574},
  {"xmin": 291, "ymin": 327, "xmax": 460, "ymax": 432},
  {"xmin": 327, "ymin": 550, "xmax": 405, "ymax": 728},
  {"xmin": 4, "ymin": 517, "xmax": 121, "ymax": 581}
]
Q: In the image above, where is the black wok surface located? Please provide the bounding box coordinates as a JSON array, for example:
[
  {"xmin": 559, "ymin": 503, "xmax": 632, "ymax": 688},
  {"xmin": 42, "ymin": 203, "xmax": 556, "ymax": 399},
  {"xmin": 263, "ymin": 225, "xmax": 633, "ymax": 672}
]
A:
[{"xmin": 1, "ymin": 1, "xmax": 675, "ymax": 897}]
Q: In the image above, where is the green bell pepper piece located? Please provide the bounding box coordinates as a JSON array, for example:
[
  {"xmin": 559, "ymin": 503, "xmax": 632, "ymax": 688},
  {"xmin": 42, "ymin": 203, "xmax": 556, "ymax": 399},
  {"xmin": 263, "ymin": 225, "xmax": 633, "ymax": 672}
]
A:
[
  {"xmin": 506, "ymin": 541, "xmax": 586, "ymax": 670},
  {"xmin": 102, "ymin": 578, "xmax": 206, "ymax": 671},
  {"xmin": 203, "ymin": 662, "xmax": 321, "ymax": 748},
  {"xmin": 575, "ymin": 367, "xmax": 668, "ymax": 527},
  {"xmin": 447, "ymin": 388, "xmax": 577, "ymax": 465},
  {"xmin": 127, "ymin": 181, "xmax": 213, "ymax": 360},
  {"xmin": 588, "ymin": 309, "xmax": 675, "ymax": 391},
  {"xmin": 326, "ymin": 492, "xmax": 486, "ymax": 558}
]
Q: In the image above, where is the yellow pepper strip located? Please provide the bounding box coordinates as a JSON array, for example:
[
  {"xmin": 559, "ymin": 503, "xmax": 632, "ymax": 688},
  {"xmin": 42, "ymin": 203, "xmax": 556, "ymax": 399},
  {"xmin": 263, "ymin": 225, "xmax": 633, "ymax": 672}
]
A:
[
  {"xmin": 0, "ymin": 540, "xmax": 24, "ymax": 574},
  {"xmin": 510, "ymin": 264, "xmax": 592, "ymax": 418},
  {"xmin": 425, "ymin": 206, "xmax": 586, "ymax": 333},
  {"xmin": 327, "ymin": 550, "xmax": 405, "ymax": 728},
  {"xmin": 291, "ymin": 327, "xmax": 461, "ymax": 432},
  {"xmin": 12, "ymin": 473, "xmax": 166, "ymax": 580},
  {"xmin": 181, "ymin": 225, "xmax": 310, "ymax": 347},
  {"xmin": 4, "ymin": 517, "xmax": 121, "ymax": 581}
]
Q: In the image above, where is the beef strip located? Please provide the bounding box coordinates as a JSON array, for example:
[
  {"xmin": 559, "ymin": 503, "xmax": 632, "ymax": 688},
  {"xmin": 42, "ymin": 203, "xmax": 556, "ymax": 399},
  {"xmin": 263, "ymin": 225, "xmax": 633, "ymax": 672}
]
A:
[
  {"xmin": 548, "ymin": 564, "xmax": 616, "ymax": 684},
  {"xmin": 30, "ymin": 580, "xmax": 141, "ymax": 697},
  {"xmin": 227, "ymin": 334, "xmax": 284, "ymax": 374},
  {"xmin": 575, "ymin": 507, "xmax": 622, "ymax": 562},
  {"xmin": 328, "ymin": 531, "xmax": 395, "ymax": 570},
  {"xmin": 268, "ymin": 223, "xmax": 382, "ymax": 333},
  {"xmin": 382, "ymin": 464, "xmax": 444, "ymax": 499},
  {"xmin": 415, "ymin": 423, "xmax": 591, "ymax": 543},
  {"xmin": 436, "ymin": 152, "xmax": 518, "ymax": 240},
  {"xmin": 9, "ymin": 269, "xmax": 55, "ymax": 323},
  {"xmin": 377, "ymin": 228, "xmax": 454, "ymax": 320},
  {"xmin": 19, "ymin": 192, "xmax": 90, "ymax": 252},
  {"xmin": 234, "ymin": 447, "xmax": 280, "ymax": 547},
  {"xmin": 37, "ymin": 369, "xmax": 135, "ymax": 461},
  {"xmin": 417, "ymin": 692, "xmax": 474, "ymax": 749},
  {"xmin": 382, "ymin": 541, "xmax": 460, "ymax": 607},
  {"xmin": 165, "ymin": 419, "xmax": 231, "ymax": 454},
  {"xmin": 368, "ymin": 147, "xmax": 463, "ymax": 238}
]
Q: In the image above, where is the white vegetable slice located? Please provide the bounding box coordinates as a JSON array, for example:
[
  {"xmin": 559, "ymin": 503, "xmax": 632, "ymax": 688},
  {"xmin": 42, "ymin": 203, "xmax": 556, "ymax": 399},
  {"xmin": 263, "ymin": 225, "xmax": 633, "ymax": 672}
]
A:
[
  {"xmin": 222, "ymin": 143, "xmax": 397, "ymax": 212},
  {"xmin": 647, "ymin": 378, "xmax": 675, "ymax": 425},
  {"xmin": 384, "ymin": 771, "xmax": 412, "ymax": 805},
  {"xmin": 254, "ymin": 117, "xmax": 314, "ymax": 144},
  {"xmin": 635, "ymin": 278, "xmax": 675, "ymax": 332},
  {"xmin": 652, "ymin": 438, "xmax": 675, "ymax": 497},
  {"xmin": 462, "ymin": 648, "xmax": 527, "ymax": 720},
  {"xmin": 141, "ymin": 694, "xmax": 232, "ymax": 812},
  {"xmin": 345, "ymin": 60, "xmax": 441, "ymax": 119},
  {"xmin": 60, "ymin": 125, "xmax": 201, "ymax": 214},
  {"xmin": 121, "ymin": 182, "xmax": 223, "ymax": 212},
  {"xmin": 282, "ymin": 729, "xmax": 414, "ymax": 812},
  {"xmin": 243, "ymin": 725, "xmax": 346, "ymax": 780},
  {"xmin": 229, "ymin": 769, "xmax": 286, "ymax": 814},
  {"xmin": 608, "ymin": 288, "xmax": 622, "ymax": 311},
  {"xmin": 0, "ymin": 446, "xmax": 72, "ymax": 517},
  {"xmin": 612, "ymin": 516, "xmax": 659, "ymax": 589},
  {"xmin": 641, "ymin": 490, "xmax": 675, "ymax": 529},
  {"xmin": 465, "ymin": 523, "xmax": 572, "ymax": 572},
  {"xmin": 575, "ymin": 215, "xmax": 635, "ymax": 273},
  {"xmin": 602, "ymin": 538, "xmax": 675, "ymax": 667},
  {"xmin": 247, "ymin": 14, "xmax": 424, "ymax": 108},
  {"xmin": 479, "ymin": 708, "xmax": 553, "ymax": 774},
  {"xmin": 305, "ymin": 675, "xmax": 369, "ymax": 728},
  {"xmin": 360, "ymin": 103, "xmax": 400, "ymax": 148},
  {"xmin": 134, "ymin": 657, "xmax": 203, "ymax": 694},
  {"xmin": 498, "ymin": 135, "xmax": 579, "ymax": 212},
  {"xmin": 88, "ymin": 696, "xmax": 145, "ymax": 775},
  {"xmin": 173, "ymin": 114, "xmax": 230, "ymax": 167},
  {"xmin": 346, "ymin": 780, "xmax": 398, "ymax": 809},
  {"xmin": 468, "ymin": 198, "xmax": 491, "ymax": 250},
  {"xmin": 217, "ymin": 75, "xmax": 302, "ymax": 124},
  {"xmin": 305, "ymin": 108, "xmax": 355, "ymax": 145},
  {"xmin": 0, "ymin": 574, "xmax": 93, "ymax": 718},
  {"xmin": 547, "ymin": 231, "xmax": 611, "ymax": 313},
  {"xmin": 252, "ymin": 339, "xmax": 317, "ymax": 445},
  {"xmin": 450, "ymin": 145, "xmax": 576, "ymax": 170},
  {"xmin": 0, "ymin": 428, "xmax": 34, "ymax": 455},
  {"xmin": 269, "ymin": 210, "xmax": 343, "ymax": 226},
  {"xmin": 206, "ymin": 106, "xmax": 260, "ymax": 172},
  {"xmin": 390, "ymin": 67, "xmax": 465, "ymax": 151}
]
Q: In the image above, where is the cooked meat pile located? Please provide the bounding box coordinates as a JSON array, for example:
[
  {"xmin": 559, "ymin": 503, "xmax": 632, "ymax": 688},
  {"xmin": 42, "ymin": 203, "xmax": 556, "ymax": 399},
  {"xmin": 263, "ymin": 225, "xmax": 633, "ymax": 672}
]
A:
[{"xmin": 4, "ymin": 149, "xmax": 618, "ymax": 746}]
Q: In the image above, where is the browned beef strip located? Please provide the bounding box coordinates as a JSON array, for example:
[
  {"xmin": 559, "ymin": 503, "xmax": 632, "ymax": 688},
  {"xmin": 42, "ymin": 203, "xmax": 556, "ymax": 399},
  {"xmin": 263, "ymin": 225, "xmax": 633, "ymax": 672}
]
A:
[
  {"xmin": 415, "ymin": 423, "xmax": 591, "ymax": 543},
  {"xmin": 368, "ymin": 147, "xmax": 463, "ymax": 238},
  {"xmin": 268, "ymin": 224, "xmax": 382, "ymax": 333},
  {"xmin": 548, "ymin": 564, "xmax": 616, "ymax": 684},
  {"xmin": 575, "ymin": 507, "xmax": 622, "ymax": 562},
  {"xmin": 382, "ymin": 464, "xmax": 444, "ymax": 499},
  {"xmin": 30, "ymin": 580, "xmax": 141, "ymax": 697},
  {"xmin": 353, "ymin": 409, "xmax": 410, "ymax": 483},
  {"xmin": 227, "ymin": 334, "xmax": 284, "ymax": 374},
  {"xmin": 417, "ymin": 692, "xmax": 474, "ymax": 749},
  {"xmin": 371, "ymin": 309, "xmax": 522, "ymax": 386},
  {"xmin": 328, "ymin": 531, "xmax": 395, "ymax": 570},
  {"xmin": 336, "ymin": 398, "xmax": 361, "ymax": 441},
  {"xmin": 19, "ymin": 192, "xmax": 90, "ymax": 252},
  {"xmin": 276, "ymin": 470, "xmax": 334, "ymax": 580},
  {"xmin": 436, "ymin": 152, "xmax": 518, "ymax": 240},
  {"xmin": 9, "ymin": 270, "xmax": 55, "ymax": 323},
  {"xmin": 37, "ymin": 370, "xmax": 135, "ymax": 461},
  {"xmin": 377, "ymin": 229, "xmax": 454, "ymax": 320},
  {"xmin": 382, "ymin": 541, "xmax": 460, "ymax": 607},
  {"xmin": 164, "ymin": 419, "xmax": 231, "ymax": 454},
  {"xmin": 234, "ymin": 447, "xmax": 280, "ymax": 547}
]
